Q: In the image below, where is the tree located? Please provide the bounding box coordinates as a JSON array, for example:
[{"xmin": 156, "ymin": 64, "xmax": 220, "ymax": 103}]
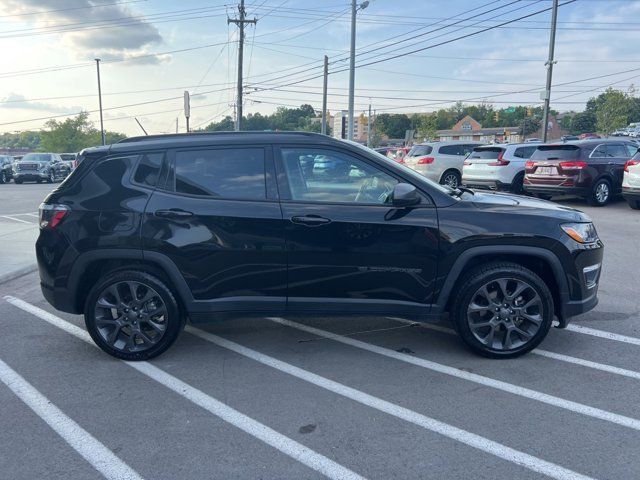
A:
[
  {"xmin": 39, "ymin": 112, "xmax": 125, "ymax": 152},
  {"xmin": 571, "ymin": 112, "xmax": 597, "ymax": 134},
  {"xmin": 593, "ymin": 88, "xmax": 633, "ymax": 134},
  {"xmin": 415, "ymin": 114, "xmax": 437, "ymax": 142},
  {"xmin": 519, "ymin": 117, "xmax": 541, "ymax": 136}
]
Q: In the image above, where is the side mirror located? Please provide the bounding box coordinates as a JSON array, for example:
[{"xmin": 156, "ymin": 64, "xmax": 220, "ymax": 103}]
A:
[{"xmin": 392, "ymin": 183, "xmax": 421, "ymax": 208}]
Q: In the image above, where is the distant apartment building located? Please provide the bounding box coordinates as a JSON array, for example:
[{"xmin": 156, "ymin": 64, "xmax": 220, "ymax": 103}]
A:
[{"xmin": 332, "ymin": 111, "xmax": 369, "ymax": 142}]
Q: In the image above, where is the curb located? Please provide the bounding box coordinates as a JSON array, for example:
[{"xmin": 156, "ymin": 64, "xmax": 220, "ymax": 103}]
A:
[{"xmin": 0, "ymin": 264, "xmax": 38, "ymax": 286}]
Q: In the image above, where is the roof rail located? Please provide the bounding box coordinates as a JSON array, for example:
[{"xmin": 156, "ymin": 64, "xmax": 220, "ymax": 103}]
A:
[{"xmin": 116, "ymin": 130, "xmax": 324, "ymax": 144}]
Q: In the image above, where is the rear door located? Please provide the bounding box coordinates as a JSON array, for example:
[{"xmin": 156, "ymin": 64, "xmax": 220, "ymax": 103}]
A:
[
  {"xmin": 606, "ymin": 143, "xmax": 633, "ymax": 190},
  {"xmin": 142, "ymin": 145, "xmax": 286, "ymax": 313}
]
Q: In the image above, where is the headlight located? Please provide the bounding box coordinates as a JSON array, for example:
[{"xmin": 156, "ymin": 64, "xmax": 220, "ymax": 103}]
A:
[{"xmin": 561, "ymin": 222, "xmax": 599, "ymax": 244}]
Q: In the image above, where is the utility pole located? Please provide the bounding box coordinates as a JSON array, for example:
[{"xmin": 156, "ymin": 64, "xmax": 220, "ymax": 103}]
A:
[
  {"xmin": 184, "ymin": 91, "xmax": 191, "ymax": 133},
  {"xmin": 228, "ymin": 0, "xmax": 256, "ymax": 131},
  {"xmin": 321, "ymin": 55, "xmax": 328, "ymax": 135},
  {"xmin": 542, "ymin": 0, "xmax": 558, "ymax": 142},
  {"xmin": 367, "ymin": 101, "xmax": 372, "ymax": 147},
  {"xmin": 347, "ymin": 1, "xmax": 368, "ymax": 141},
  {"xmin": 95, "ymin": 58, "xmax": 105, "ymax": 145}
]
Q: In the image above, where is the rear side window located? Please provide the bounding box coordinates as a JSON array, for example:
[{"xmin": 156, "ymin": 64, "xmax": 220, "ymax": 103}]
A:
[
  {"xmin": 513, "ymin": 146, "xmax": 537, "ymax": 158},
  {"xmin": 174, "ymin": 148, "xmax": 266, "ymax": 200},
  {"xmin": 469, "ymin": 148, "xmax": 502, "ymax": 159},
  {"xmin": 591, "ymin": 145, "xmax": 607, "ymax": 158},
  {"xmin": 408, "ymin": 145, "xmax": 432, "ymax": 157},
  {"xmin": 133, "ymin": 152, "xmax": 164, "ymax": 187},
  {"xmin": 531, "ymin": 145, "xmax": 581, "ymax": 160},
  {"xmin": 439, "ymin": 145, "xmax": 462, "ymax": 156}
]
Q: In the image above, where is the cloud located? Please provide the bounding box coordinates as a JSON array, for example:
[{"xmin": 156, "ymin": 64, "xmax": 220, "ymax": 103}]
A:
[
  {"xmin": 0, "ymin": 93, "xmax": 80, "ymax": 114},
  {"xmin": 0, "ymin": 0, "xmax": 164, "ymax": 60}
]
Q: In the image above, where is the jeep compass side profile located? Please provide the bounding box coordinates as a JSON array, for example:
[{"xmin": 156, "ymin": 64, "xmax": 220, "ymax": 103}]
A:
[{"xmin": 37, "ymin": 132, "xmax": 603, "ymax": 360}]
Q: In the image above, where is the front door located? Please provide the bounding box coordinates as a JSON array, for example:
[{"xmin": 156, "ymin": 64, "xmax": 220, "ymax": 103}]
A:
[
  {"xmin": 143, "ymin": 145, "xmax": 286, "ymax": 315},
  {"xmin": 275, "ymin": 145, "xmax": 439, "ymax": 318}
]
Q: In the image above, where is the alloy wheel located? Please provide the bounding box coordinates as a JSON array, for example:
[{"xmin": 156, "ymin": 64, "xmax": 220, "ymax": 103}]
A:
[
  {"xmin": 93, "ymin": 281, "xmax": 168, "ymax": 353},
  {"xmin": 442, "ymin": 173, "xmax": 459, "ymax": 188},
  {"xmin": 595, "ymin": 182, "xmax": 609, "ymax": 204},
  {"xmin": 466, "ymin": 278, "xmax": 543, "ymax": 351}
]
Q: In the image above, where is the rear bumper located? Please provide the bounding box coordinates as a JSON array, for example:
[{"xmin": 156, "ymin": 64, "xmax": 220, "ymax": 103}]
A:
[
  {"xmin": 523, "ymin": 184, "xmax": 589, "ymax": 197},
  {"xmin": 463, "ymin": 178, "xmax": 511, "ymax": 190},
  {"xmin": 622, "ymin": 186, "xmax": 640, "ymax": 201}
]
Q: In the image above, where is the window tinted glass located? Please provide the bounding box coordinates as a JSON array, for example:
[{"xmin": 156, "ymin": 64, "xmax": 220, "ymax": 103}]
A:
[
  {"xmin": 281, "ymin": 148, "xmax": 398, "ymax": 204},
  {"xmin": 461, "ymin": 144, "xmax": 478, "ymax": 155},
  {"xmin": 407, "ymin": 145, "xmax": 432, "ymax": 157},
  {"xmin": 626, "ymin": 144, "xmax": 638, "ymax": 157},
  {"xmin": 514, "ymin": 146, "xmax": 537, "ymax": 158},
  {"xmin": 133, "ymin": 153, "xmax": 164, "ymax": 187},
  {"xmin": 439, "ymin": 145, "xmax": 462, "ymax": 155},
  {"xmin": 22, "ymin": 153, "xmax": 52, "ymax": 162},
  {"xmin": 606, "ymin": 144, "xmax": 628, "ymax": 158},
  {"xmin": 591, "ymin": 145, "xmax": 607, "ymax": 158},
  {"xmin": 174, "ymin": 148, "xmax": 265, "ymax": 199},
  {"xmin": 469, "ymin": 148, "xmax": 502, "ymax": 159},
  {"xmin": 531, "ymin": 145, "xmax": 581, "ymax": 160}
]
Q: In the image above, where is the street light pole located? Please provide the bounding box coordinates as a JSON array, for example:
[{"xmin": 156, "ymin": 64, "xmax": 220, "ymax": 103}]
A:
[
  {"xmin": 542, "ymin": 0, "xmax": 558, "ymax": 142},
  {"xmin": 347, "ymin": 0, "xmax": 368, "ymax": 141},
  {"xmin": 95, "ymin": 58, "xmax": 105, "ymax": 145}
]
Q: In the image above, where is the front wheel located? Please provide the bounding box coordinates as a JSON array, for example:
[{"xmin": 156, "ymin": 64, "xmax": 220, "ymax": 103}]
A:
[
  {"xmin": 14, "ymin": 178, "xmax": 23, "ymax": 184},
  {"xmin": 440, "ymin": 170, "xmax": 461, "ymax": 189},
  {"xmin": 510, "ymin": 173, "xmax": 525, "ymax": 195},
  {"xmin": 0, "ymin": 170, "xmax": 6, "ymax": 184},
  {"xmin": 84, "ymin": 271, "xmax": 183, "ymax": 361},
  {"xmin": 47, "ymin": 170, "xmax": 55, "ymax": 183},
  {"xmin": 451, "ymin": 262, "xmax": 554, "ymax": 358}
]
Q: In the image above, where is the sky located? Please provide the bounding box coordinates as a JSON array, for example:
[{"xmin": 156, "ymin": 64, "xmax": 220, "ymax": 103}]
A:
[{"xmin": 1, "ymin": 0, "xmax": 640, "ymax": 136}]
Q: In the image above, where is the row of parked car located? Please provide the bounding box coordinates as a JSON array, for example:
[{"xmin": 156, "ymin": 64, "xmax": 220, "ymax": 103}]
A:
[
  {"xmin": 377, "ymin": 139, "xmax": 640, "ymax": 210},
  {"xmin": 0, "ymin": 152, "xmax": 77, "ymax": 184}
]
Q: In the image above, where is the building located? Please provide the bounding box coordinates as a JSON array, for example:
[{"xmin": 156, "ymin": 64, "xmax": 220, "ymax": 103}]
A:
[
  {"xmin": 332, "ymin": 111, "xmax": 369, "ymax": 142},
  {"xmin": 435, "ymin": 115, "xmax": 523, "ymax": 143}
]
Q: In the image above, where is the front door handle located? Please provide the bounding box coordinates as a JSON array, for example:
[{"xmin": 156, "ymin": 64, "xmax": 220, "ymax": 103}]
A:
[
  {"xmin": 155, "ymin": 208, "xmax": 194, "ymax": 219},
  {"xmin": 290, "ymin": 215, "xmax": 331, "ymax": 227}
]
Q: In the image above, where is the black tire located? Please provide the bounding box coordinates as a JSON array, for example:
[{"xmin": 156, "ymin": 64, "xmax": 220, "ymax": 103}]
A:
[
  {"xmin": 84, "ymin": 270, "xmax": 183, "ymax": 361},
  {"xmin": 0, "ymin": 170, "xmax": 6, "ymax": 184},
  {"xmin": 450, "ymin": 262, "xmax": 554, "ymax": 359},
  {"xmin": 510, "ymin": 172, "xmax": 525, "ymax": 195},
  {"xmin": 533, "ymin": 193, "xmax": 552, "ymax": 200},
  {"xmin": 627, "ymin": 199, "xmax": 640, "ymax": 210},
  {"xmin": 14, "ymin": 178, "xmax": 22, "ymax": 184},
  {"xmin": 440, "ymin": 169, "xmax": 461, "ymax": 188},
  {"xmin": 587, "ymin": 178, "xmax": 611, "ymax": 206}
]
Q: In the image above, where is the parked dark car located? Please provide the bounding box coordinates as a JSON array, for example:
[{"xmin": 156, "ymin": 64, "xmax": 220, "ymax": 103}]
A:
[
  {"xmin": 13, "ymin": 152, "xmax": 71, "ymax": 184},
  {"xmin": 523, "ymin": 140, "xmax": 637, "ymax": 206},
  {"xmin": 37, "ymin": 132, "xmax": 603, "ymax": 361},
  {"xmin": 0, "ymin": 155, "xmax": 13, "ymax": 183}
]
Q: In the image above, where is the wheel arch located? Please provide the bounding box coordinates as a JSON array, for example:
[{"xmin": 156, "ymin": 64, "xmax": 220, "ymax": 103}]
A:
[{"xmin": 434, "ymin": 246, "xmax": 569, "ymax": 324}]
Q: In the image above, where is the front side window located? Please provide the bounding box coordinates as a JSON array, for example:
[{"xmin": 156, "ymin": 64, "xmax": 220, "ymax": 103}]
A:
[
  {"xmin": 280, "ymin": 148, "xmax": 398, "ymax": 205},
  {"xmin": 173, "ymin": 148, "xmax": 266, "ymax": 200},
  {"xmin": 606, "ymin": 144, "xmax": 628, "ymax": 158}
]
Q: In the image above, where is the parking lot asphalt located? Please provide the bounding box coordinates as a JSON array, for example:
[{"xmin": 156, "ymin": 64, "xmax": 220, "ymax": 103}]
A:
[{"xmin": 1, "ymin": 184, "xmax": 639, "ymax": 480}]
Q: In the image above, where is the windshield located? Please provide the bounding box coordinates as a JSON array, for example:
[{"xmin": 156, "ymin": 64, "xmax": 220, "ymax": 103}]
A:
[
  {"xmin": 21, "ymin": 153, "xmax": 52, "ymax": 162},
  {"xmin": 468, "ymin": 148, "xmax": 503, "ymax": 159},
  {"xmin": 407, "ymin": 145, "xmax": 433, "ymax": 157},
  {"xmin": 346, "ymin": 141, "xmax": 451, "ymax": 195},
  {"xmin": 530, "ymin": 145, "xmax": 580, "ymax": 160}
]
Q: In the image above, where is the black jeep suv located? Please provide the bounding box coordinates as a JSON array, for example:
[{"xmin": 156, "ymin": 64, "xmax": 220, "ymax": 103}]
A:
[{"xmin": 36, "ymin": 132, "xmax": 603, "ymax": 360}]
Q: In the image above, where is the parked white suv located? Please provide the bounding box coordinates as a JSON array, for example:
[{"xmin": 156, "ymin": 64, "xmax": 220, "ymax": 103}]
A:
[
  {"xmin": 622, "ymin": 155, "xmax": 640, "ymax": 209},
  {"xmin": 462, "ymin": 143, "xmax": 538, "ymax": 194},
  {"xmin": 404, "ymin": 141, "xmax": 484, "ymax": 188}
]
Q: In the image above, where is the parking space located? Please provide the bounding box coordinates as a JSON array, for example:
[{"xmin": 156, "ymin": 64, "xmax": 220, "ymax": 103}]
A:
[{"xmin": 1, "ymin": 185, "xmax": 639, "ymax": 479}]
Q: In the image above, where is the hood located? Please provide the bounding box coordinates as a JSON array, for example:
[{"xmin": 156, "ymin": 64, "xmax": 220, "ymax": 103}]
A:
[{"xmin": 462, "ymin": 190, "xmax": 590, "ymax": 222}]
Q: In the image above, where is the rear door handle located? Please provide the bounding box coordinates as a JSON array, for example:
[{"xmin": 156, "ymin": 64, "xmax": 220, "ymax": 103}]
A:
[
  {"xmin": 155, "ymin": 208, "xmax": 194, "ymax": 218},
  {"xmin": 290, "ymin": 215, "xmax": 331, "ymax": 226}
]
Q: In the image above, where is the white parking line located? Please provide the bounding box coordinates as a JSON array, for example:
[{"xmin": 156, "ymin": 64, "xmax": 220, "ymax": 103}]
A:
[
  {"xmin": 268, "ymin": 317, "xmax": 640, "ymax": 433},
  {"xmin": 565, "ymin": 324, "xmax": 640, "ymax": 346},
  {"xmin": 387, "ymin": 317, "xmax": 640, "ymax": 382},
  {"xmin": 0, "ymin": 215, "xmax": 32, "ymax": 224},
  {"xmin": 185, "ymin": 326, "xmax": 597, "ymax": 480},
  {"xmin": 3, "ymin": 297, "xmax": 366, "ymax": 480},
  {"xmin": 0, "ymin": 358, "xmax": 144, "ymax": 480}
]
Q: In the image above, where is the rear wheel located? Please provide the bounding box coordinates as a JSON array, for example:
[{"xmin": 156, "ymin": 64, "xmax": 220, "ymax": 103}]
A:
[
  {"xmin": 587, "ymin": 178, "xmax": 611, "ymax": 206},
  {"xmin": 84, "ymin": 271, "xmax": 183, "ymax": 361},
  {"xmin": 627, "ymin": 199, "xmax": 640, "ymax": 210},
  {"xmin": 451, "ymin": 262, "xmax": 554, "ymax": 358},
  {"xmin": 14, "ymin": 178, "xmax": 22, "ymax": 184},
  {"xmin": 0, "ymin": 170, "xmax": 6, "ymax": 184},
  {"xmin": 440, "ymin": 170, "xmax": 461, "ymax": 189},
  {"xmin": 510, "ymin": 172, "xmax": 525, "ymax": 195}
]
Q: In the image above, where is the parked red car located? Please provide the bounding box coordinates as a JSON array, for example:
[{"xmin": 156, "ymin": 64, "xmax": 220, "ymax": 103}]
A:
[{"xmin": 523, "ymin": 139, "xmax": 637, "ymax": 206}]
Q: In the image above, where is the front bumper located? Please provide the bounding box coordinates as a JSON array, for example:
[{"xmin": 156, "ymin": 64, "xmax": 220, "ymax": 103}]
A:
[{"xmin": 14, "ymin": 171, "xmax": 48, "ymax": 181}]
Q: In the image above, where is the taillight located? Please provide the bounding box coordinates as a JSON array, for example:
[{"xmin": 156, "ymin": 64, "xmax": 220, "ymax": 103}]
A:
[
  {"xmin": 525, "ymin": 161, "xmax": 535, "ymax": 169},
  {"xmin": 417, "ymin": 156, "xmax": 435, "ymax": 164},
  {"xmin": 39, "ymin": 203, "xmax": 69, "ymax": 229},
  {"xmin": 559, "ymin": 161, "xmax": 587, "ymax": 170},
  {"xmin": 624, "ymin": 160, "xmax": 640, "ymax": 172},
  {"xmin": 488, "ymin": 151, "xmax": 509, "ymax": 166},
  {"xmin": 463, "ymin": 161, "xmax": 471, "ymax": 166}
]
